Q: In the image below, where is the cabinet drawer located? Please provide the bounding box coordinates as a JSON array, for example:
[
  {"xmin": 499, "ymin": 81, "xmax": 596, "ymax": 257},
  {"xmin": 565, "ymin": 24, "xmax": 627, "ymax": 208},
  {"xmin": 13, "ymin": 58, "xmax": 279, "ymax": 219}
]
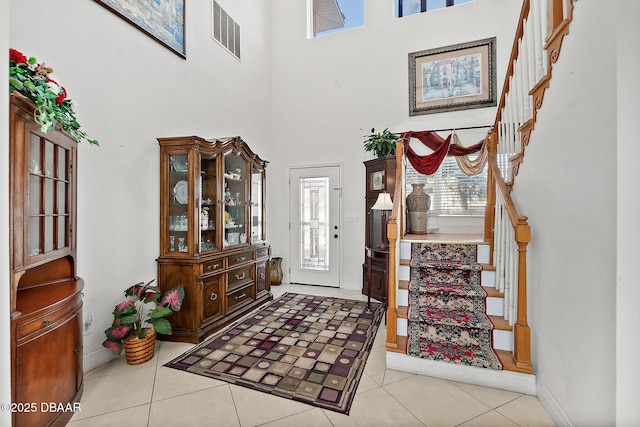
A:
[
  {"xmin": 228, "ymin": 265, "xmax": 254, "ymax": 291},
  {"xmin": 203, "ymin": 276, "xmax": 223, "ymax": 320},
  {"xmin": 202, "ymin": 258, "xmax": 224, "ymax": 276},
  {"xmin": 256, "ymin": 261, "xmax": 268, "ymax": 294},
  {"xmin": 255, "ymin": 247, "xmax": 270, "ymax": 260},
  {"xmin": 15, "ymin": 295, "xmax": 81, "ymax": 340},
  {"xmin": 228, "ymin": 251, "xmax": 253, "ymax": 267},
  {"xmin": 226, "ymin": 284, "xmax": 255, "ymax": 312}
]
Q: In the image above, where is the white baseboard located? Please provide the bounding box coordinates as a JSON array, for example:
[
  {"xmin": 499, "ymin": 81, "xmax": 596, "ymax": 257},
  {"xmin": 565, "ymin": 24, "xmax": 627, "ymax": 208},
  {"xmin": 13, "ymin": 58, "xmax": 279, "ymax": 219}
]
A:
[
  {"xmin": 386, "ymin": 351, "xmax": 536, "ymax": 395},
  {"xmin": 536, "ymin": 379, "xmax": 575, "ymax": 426},
  {"xmin": 83, "ymin": 346, "xmax": 116, "ymax": 373}
]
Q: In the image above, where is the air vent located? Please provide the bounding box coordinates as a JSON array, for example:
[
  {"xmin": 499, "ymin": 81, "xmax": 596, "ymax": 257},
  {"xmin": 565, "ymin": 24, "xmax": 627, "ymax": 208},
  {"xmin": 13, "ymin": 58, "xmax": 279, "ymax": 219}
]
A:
[{"xmin": 212, "ymin": 1, "xmax": 240, "ymax": 60}]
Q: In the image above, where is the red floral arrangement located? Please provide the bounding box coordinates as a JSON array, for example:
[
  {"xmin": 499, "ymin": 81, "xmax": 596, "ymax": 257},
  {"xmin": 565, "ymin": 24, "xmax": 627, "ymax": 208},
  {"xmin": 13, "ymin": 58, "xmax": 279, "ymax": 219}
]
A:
[{"xmin": 9, "ymin": 48, "xmax": 98, "ymax": 145}]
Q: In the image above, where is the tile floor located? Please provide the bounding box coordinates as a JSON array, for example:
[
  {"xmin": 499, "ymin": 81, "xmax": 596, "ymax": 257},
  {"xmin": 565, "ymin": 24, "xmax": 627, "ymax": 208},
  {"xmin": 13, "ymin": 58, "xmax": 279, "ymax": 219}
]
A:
[{"xmin": 70, "ymin": 284, "xmax": 555, "ymax": 427}]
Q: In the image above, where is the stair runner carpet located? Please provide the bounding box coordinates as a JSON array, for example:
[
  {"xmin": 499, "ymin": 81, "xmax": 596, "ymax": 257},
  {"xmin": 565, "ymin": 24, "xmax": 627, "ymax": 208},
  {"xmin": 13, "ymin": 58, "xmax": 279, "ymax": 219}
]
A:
[{"xmin": 407, "ymin": 243, "xmax": 502, "ymax": 370}]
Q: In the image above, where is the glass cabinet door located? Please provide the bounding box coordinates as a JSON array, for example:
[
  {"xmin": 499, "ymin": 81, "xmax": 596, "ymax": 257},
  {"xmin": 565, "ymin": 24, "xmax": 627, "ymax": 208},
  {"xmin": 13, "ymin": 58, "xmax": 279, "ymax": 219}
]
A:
[
  {"xmin": 250, "ymin": 167, "xmax": 264, "ymax": 243},
  {"xmin": 168, "ymin": 154, "xmax": 190, "ymax": 253},
  {"xmin": 199, "ymin": 154, "xmax": 218, "ymax": 253},
  {"xmin": 27, "ymin": 131, "xmax": 71, "ymax": 258},
  {"xmin": 223, "ymin": 152, "xmax": 247, "ymax": 248}
]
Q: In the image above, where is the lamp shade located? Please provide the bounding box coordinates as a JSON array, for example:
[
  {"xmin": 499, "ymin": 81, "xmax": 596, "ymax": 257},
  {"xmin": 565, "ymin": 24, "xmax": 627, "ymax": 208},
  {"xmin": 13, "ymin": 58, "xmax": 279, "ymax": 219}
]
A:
[{"xmin": 371, "ymin": 192, "xmax": 393, "ymax": 210}]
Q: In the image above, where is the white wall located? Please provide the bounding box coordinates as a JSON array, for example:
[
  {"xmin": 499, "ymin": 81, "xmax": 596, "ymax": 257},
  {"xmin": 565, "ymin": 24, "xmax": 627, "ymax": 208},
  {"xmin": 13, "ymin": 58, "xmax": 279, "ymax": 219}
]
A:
[
  {"xmin": 616, "ymin": 1, "xmax": 640, "ymax": 425},
  {"xmin": 9, "ymin": 0, "xmax": 273, "ymax": 370},
  {"xmin": 511, "ymin": 3, "xmax": 619, "ymax": 424},
  {"xmin": 269, "ymin": 0, "xmax": 520, "ymax": 288},
  {"xmin": 1, "ymin": 0, "xmax": 13, "ymax": 424}
]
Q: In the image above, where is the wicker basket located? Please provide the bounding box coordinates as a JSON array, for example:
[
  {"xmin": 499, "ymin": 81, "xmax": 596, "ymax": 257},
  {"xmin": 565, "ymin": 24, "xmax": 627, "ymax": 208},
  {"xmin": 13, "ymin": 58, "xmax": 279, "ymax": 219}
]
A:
[{"xmin": 123, "ymin": 327, "xmax": 156, "ymax": 365}]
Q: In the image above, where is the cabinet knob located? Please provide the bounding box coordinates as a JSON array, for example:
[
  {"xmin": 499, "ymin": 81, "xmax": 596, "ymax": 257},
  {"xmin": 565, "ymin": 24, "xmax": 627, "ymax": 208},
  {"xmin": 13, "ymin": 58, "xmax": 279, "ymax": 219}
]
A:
[
  {"xmin": 206, "ymin": 263, "xmax": 220, "ymax": 271},
  {"xmin": 235, "ymin": 272, "xmax": 246, "ymax": 280},
  {"xmin": 235, "ymin": 293, "xmax": 247, "ymax": 300},
  {"xmin": 259, "ymin": 273, "xmax": 265, "ymax": 280},
  {"xmin": 74, "ymin": 345, "xmax": 83, "ymax": 354},
  {"xmin": 237, "ymin": 256, "xmax": 246, "ymax": 262},
  {"xmin": 210, "ymin": 293, "xmax": 218, "ymax": 301},
  {"xmin": 43, "ymin": 319, "xmax": 51, "ymax": 327}
]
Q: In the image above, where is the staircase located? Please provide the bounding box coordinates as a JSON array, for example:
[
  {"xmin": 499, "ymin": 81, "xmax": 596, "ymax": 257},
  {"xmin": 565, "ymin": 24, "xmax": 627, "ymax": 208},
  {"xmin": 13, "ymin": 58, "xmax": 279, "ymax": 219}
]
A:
[
  {"xmin": 383, "ymin": 0, "xmax": 577, "ymax": 394},
  {"xmin": 387, "ymin": 236, "xmax": 536, "ymax": 393}
]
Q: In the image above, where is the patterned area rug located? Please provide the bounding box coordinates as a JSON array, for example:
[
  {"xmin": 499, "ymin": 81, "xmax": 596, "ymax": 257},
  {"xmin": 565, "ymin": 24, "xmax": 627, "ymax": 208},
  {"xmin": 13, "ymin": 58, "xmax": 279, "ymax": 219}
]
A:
[
  {"xmin": 407, "ymin": 243, "xmax": 502, "ymax": 370},
  {"xmin": 165, "ymin": 293, "xmax": 384, "ymax": 414}
]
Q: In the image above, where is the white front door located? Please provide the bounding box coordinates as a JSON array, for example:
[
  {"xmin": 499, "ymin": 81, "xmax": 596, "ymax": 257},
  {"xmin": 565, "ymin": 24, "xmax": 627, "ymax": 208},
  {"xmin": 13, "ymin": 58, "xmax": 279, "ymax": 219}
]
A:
[{"xmin": 289, "ymin": 166, "xmax": 341, "ymax": 287}]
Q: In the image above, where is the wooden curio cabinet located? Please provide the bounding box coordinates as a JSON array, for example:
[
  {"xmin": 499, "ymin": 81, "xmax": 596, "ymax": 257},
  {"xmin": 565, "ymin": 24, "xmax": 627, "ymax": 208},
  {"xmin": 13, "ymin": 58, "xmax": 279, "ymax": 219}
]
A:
[
  {"xmin": 9, "ymin": 93, "xmax": 84, "ymax": 427},
  {"xmin": 157, "ymin": 136, "xmax": 271, "ymax": 343},
  {"xmin": 362, "ymin": 156, "xmax": 396, "ymax": 304}
]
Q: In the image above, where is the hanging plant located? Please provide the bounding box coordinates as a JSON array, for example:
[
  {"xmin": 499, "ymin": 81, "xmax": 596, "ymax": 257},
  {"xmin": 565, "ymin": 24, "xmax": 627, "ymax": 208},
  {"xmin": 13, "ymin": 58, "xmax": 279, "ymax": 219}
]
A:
[{"xmin": 9, "ymin": 48, "xmax": 99, "ymax": 145}]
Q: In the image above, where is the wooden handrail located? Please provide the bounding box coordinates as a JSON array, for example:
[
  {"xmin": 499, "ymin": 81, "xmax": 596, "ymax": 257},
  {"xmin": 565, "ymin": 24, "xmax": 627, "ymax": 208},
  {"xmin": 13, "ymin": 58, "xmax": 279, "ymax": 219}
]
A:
[{"xmin": 385, "ymin": 138, "xmax": 404, "ymax": 350}]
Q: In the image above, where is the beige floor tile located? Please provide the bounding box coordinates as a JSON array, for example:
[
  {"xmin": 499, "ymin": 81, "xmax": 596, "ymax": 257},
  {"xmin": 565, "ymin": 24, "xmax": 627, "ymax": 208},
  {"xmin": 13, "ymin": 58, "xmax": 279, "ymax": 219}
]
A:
[
  {"xmin": 260, "ymin": 408, "xmax": 333, "ymax": 427},
  {"xmin": 323, "ymin": 387, "xmax": 423, "ymax": 427},
  {"xmin": 496, "ymin": 395, "xmax": 556, "ymax": 427},
  {"xmin": 355, "ymin": 372, "xmax": 380, "ymax": 394},
  {"xmin": 152, "ymin": 365, "xmax": 226, "ymax": 401},
  {"xmin": 84, "ymin": 349, "xmax": 159, "ymax": 379},
  {"xmin": 74, "ymin": 366, "xmax": 156, "ymax": 420},
  {"xmin": 362, "ymin": 345, "xmax": 386, "ymax": 385},
  {"xmin": 155, "ymin": 340, "xmax": 197, "ymax": 365},
  {"xmin": 229, "ymin": 383, "xmax": 314, "ymax": 426},
  {"xmin": 451, "ymin": 380, "xmax": 523, "ymax": 408},
  {"xmin": 148, "ymin": 386, "xmax": 240, "ymax": 427},
  {"xmin": 69, "ymin": 404, "xmax": 150, "ymax": 426},
  {"xmin": 384, "ymin": 375, "xmax": 491, "ymax": 426},
  {"xmin": 458, "ymin": 410, "xmax": 519, "ymax": 427},
  {"xmin": 382, "ymin": 367, "xmax": 416, "ymax": 386}
]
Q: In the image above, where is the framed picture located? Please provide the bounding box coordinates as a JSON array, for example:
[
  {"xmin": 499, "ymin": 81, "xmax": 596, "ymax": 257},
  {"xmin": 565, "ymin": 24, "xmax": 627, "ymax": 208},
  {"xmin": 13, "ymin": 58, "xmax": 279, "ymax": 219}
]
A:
[
  {"xmin": 94, "ymin": 0, "xmax": 186, "ymax": 59},
  {"xmin": 371, "ymin": 170, "xmax": 385, "ymax": 191},
  {"xmin": 408, "ymin": 37, "xmax": 496, "ymax": 116}
]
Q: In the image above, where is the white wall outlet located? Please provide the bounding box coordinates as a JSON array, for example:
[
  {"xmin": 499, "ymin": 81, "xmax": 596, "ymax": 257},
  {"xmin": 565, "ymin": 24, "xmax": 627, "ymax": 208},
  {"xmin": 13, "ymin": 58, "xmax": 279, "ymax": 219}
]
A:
[
  {"xmin": 344, "ymin": 214, "xmax": 357, "ymax": 222},
  {"xmin": 83, "ymin": 314, "xmax": 93, "ymax": 336}
]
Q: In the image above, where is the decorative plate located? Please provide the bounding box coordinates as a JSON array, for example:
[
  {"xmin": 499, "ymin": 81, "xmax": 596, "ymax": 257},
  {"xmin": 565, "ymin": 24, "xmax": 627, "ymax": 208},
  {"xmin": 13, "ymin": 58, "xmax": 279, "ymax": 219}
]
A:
[
  {"xmin": 171, "ymin": 156, "xmax": 188, "ymax": 173},
  {"xmin": 173, "ymin": 180, "xmax": 188, "ymax": 204}
]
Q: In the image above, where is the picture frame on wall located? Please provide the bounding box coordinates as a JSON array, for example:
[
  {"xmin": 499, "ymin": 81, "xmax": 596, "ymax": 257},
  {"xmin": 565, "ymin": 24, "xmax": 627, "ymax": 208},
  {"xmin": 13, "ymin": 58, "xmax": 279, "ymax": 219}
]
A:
[
  {"xmin": 408, "ymin": 37, "xmax": 496, "ymax": 116},
  {"xmin": 94, "ymin": 0, "xmax": 186, "ymax": 59}
]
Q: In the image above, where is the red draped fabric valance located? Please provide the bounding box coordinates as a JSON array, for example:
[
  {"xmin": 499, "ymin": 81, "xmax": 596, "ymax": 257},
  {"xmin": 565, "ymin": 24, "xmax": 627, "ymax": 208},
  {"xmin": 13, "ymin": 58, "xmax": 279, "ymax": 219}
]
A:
[{"xmin": 401, "ymin": 130, "xmax": 485, "ymax": 175}]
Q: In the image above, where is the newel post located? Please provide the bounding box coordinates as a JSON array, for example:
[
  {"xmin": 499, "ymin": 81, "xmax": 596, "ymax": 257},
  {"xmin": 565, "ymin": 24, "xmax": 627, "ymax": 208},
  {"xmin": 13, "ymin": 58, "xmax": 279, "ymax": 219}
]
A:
[{"xmin": 513, "ymin": 216, "xmax": 533, "ymax": 373}]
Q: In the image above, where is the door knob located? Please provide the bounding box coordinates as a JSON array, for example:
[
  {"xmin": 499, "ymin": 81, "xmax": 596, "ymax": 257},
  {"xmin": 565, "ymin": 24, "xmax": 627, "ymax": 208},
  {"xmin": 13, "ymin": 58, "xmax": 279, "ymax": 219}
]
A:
[{"xmin": 334, "ymin": 234, "xmax": 339, "ymax": 239}]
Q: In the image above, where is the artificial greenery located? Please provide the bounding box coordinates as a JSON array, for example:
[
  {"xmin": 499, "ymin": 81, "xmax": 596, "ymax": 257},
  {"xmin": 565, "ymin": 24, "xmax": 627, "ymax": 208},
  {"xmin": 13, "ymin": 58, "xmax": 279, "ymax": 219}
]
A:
[
  {"xmin": 363, "ymin": 127, "xmax": 398, "ymax": 157},
  {"xmin": 9, "ymin": 48, "xmax": 98, "ymax": 145},
  {"xmin": 102, "ymin": 280, "xmax": 185, "ymax": 355}
]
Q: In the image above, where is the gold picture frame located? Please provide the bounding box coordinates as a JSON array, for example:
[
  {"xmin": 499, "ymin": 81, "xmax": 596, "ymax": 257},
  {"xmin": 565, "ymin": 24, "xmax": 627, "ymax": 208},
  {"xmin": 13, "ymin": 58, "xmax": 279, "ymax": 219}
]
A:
[{"xmin": 409, "ymin": 37, "xmax": 496, "ymax": 116}]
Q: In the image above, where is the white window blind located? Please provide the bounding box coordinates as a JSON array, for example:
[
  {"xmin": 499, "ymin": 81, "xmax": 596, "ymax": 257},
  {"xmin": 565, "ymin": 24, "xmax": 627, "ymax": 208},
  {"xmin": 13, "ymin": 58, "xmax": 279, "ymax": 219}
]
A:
[{"xmin": 405, "ymin": 156, "xmax": 487, "ymax": 216}]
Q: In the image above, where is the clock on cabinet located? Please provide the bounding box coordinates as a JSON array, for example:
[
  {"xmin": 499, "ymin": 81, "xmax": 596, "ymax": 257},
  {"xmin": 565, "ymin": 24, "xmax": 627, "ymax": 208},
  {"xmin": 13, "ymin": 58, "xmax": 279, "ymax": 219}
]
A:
[{"xmin": 371, "ymin": 170, "xmax": 385, "ymax": 191}]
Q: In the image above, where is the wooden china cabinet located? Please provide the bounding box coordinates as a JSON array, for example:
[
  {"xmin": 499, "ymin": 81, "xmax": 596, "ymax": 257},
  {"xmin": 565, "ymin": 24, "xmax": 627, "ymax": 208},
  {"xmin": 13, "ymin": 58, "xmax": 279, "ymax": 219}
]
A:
[
  {"xmin": 9, "ymin": 93, "xmax": 84, "ymax": 427},
  {"xmin": 157, "ymin": 136, "xmax": 271, "ymax": 343},
  {"xmin": 362, "ymin": 156, "xmax": 396, "ymax": 305}
]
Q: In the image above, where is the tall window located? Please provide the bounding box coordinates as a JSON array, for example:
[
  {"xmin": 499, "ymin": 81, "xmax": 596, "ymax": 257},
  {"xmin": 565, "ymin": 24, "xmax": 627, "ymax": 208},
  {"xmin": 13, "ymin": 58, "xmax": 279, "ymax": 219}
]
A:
[
  {"xmin": 397, "ymin": 0, "xmax": 475, "ymax": 18},
  {"xmin": 309, "ymin": 0, "xmax": 364, "ymax": 38}
]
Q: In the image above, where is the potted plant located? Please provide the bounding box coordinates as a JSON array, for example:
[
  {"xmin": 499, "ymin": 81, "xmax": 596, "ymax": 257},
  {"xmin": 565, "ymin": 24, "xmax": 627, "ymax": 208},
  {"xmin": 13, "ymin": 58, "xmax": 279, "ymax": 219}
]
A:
[
  {"xmin": 102, "ymin": 280, "xmax": 185, "ymax": 365},
  {"xmin": 363, "ymin": 127, "xmax": 399, "ymax": 157}
]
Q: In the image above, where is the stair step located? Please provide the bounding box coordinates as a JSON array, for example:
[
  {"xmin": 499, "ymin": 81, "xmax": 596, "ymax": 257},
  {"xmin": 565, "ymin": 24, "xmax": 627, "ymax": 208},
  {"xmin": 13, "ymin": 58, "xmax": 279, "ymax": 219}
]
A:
[
  {"xmin": 483, "ymin": 286, "xmax": 503, "ymax": 298},
  {"xmin": 494, "ymin": 349, "xmax": 534, "ymax": 374},
  {"xmin": 480, "ymin": 263, "xmax": 496, "ymax": 271},
  {"xmin": 398, "ymin": 305, "xmax": 408, "ymax": 319},
  {"xmin": 386, "ymin": 334, "xmax": 407, "ymax": 354},
  {"xmin": 399, "ymin": 280, "xmax": 409, "ymax": 290},
  {"xmin": 400, "ymin": 258, "xmax": 410, "ymax": 266},
  {"xmin": 489, "ymin": 315, "xmax": 511, "ymax": 331}
]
